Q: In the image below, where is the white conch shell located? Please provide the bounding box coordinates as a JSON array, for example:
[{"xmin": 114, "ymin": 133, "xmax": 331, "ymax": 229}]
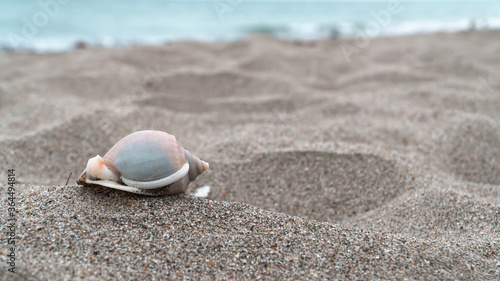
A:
[{"xmin": 77, "ymin": 130, "xmax": 209, "ymax": 196}]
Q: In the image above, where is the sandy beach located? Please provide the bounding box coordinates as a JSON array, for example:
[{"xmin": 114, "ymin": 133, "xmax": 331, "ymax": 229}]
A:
[{"xmin": 0, "ymin": 30, "xmax": 499, "ymax": 280}]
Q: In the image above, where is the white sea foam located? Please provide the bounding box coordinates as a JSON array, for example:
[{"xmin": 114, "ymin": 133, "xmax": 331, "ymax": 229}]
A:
[{"xmin": 1, "ymin": 1, "xmax": 499, "ymax": 53}]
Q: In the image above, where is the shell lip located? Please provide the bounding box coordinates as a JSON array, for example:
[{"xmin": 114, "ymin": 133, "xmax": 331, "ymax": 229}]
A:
[
  {"xmin": 120, "ymin": 162, "xmax": 190, "ymax": 189},
  {"xmin": 76, "ymin": 162, "xmax": 190, "ymax": 196},
  {"xmin": 82, "ymin": 177, "xmax": 160, "ymax": 195}
]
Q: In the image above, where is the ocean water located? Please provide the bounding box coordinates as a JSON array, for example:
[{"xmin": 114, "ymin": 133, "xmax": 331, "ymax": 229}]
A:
[{"xmin": 1, "ymin": 0, "xmax": 499, "ymax": 52}]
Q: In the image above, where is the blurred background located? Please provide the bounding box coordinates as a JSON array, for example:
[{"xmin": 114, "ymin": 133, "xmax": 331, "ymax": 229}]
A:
[{"xmin": 1, "ymin": 0, "xmax": 499, "ymax": 53}]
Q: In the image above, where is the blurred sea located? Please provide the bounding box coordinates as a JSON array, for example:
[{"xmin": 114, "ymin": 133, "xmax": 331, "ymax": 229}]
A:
[{"xmin": 1, "ymin": 0, "xmax": 499, "ymax": 52}]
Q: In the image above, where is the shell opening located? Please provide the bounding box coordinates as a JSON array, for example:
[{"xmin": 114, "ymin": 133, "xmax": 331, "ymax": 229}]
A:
[{"xmin": 86, "ymin": 155, "xmax": 120, "ymax": 182}]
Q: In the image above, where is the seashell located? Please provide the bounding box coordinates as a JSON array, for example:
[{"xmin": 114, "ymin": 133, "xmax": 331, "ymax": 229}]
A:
[{"xmin": 77, "ymin": 130, "xmax": 209, "ymax": 196}]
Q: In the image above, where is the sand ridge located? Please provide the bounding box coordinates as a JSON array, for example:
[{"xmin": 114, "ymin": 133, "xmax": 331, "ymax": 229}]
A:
[{"xmin": 0, "ymin": 30, "xmax": 499, "ymax": 279}]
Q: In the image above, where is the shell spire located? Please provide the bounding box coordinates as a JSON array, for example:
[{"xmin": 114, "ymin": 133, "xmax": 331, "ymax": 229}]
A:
[{"xmin": 185, "ymin": 150, "xmax": 209, "ymax": 182}]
